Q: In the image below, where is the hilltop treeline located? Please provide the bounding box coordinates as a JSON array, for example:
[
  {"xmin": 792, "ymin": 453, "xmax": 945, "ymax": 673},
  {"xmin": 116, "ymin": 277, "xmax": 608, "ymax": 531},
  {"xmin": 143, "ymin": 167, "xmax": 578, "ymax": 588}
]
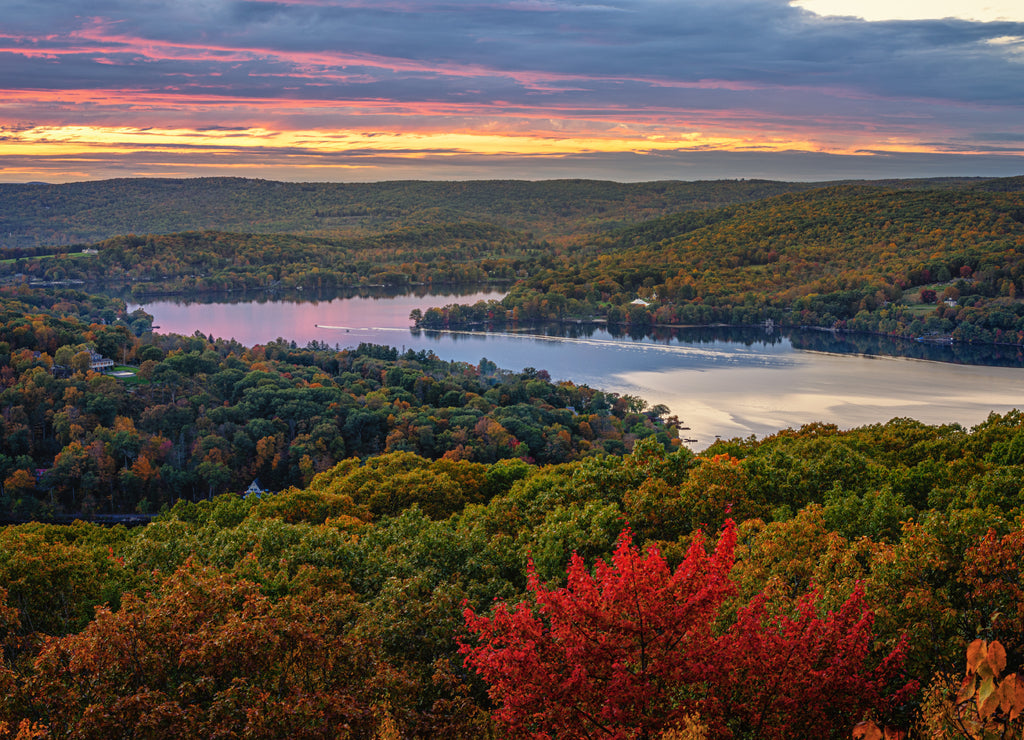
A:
[
  {"xmin": 0, "ymin": 412, "xmax": 1023, "ymax": 736},
  {"xmin": 0, "ymin": 177, "xmax": 831, "ymax": 248},
  {"xmin": 0, "ymin": 287, "xmax": 674, "ymax": 519}
]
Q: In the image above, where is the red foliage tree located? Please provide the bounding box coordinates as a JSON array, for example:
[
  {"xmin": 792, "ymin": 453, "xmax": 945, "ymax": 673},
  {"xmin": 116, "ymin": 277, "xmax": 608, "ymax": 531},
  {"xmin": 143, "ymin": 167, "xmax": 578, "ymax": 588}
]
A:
[
  {"xmin": 711, "ymin": 587, "xmax": 915, "ymax": 739},
  {"xmin": 463, "ymin": 523, "xmax": 914, "ymax": 740},
  {"xmin": 462, "ymin": 523, "xmax": 737, "ymax": 740}
]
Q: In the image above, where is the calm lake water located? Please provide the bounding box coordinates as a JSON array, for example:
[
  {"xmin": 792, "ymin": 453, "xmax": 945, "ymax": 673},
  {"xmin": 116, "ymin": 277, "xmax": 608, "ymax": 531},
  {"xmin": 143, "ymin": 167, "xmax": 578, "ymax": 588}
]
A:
[{"xmin": 129, "ymin": 288, "xmax": 1024, "ymax": 449}]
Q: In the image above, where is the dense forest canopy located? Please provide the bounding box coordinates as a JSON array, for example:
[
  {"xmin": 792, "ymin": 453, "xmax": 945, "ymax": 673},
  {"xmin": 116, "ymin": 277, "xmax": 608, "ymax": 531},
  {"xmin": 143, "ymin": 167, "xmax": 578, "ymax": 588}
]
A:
[
  {"xmin": 3, "ymin": 177, "xmax": 1024, "ymax": 737},
  {"xmin": 0, "ymin": 175, "xmax": 1007, "ymax": 249},
  {"xmin": 0, "ymin": 287, "xmax": 676, "ymax": 519},
  {"xmin": 3, "ymin": 225, "xmax": 536, "ymax": 295},
  {"xmin": 0, "ymin": 177, "xmax": 832, "ymax": 248},
  {"xmin": 0, "ymin": 281, "xmax": 1022, "ymax": 736},
  {"xmin": 415, "ymin": 184, "xmax": 1024, "ymax": 345},
  {"xmin": 1, "ymin": 362, "xmax": 1024, "ymax": 736},
  {"xmin": 4, "ymin": 177, "xmax": 1024, "ymax": 344}
]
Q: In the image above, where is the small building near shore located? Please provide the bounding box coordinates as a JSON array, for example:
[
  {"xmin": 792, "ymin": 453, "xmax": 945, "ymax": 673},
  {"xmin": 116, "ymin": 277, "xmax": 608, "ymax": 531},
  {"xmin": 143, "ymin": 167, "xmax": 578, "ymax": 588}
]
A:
[
  {"xmin": 244, "ymin": 480, "xmax": 268, "ymax": 498},
  {"xmin": 88, "ymin": 352, "xmax": 114, "ymax": 372}
]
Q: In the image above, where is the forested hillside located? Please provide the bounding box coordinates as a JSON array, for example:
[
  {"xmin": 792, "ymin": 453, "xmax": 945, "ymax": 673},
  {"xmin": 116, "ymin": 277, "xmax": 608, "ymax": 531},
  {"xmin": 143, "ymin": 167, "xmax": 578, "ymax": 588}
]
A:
[
  {"xmin": 418, "ymin": 184, "xmax": 1024, "ymax": 344},
  {"xmin": 3, "ymin": 225, "xmax": 535, "ymax": 294},
  {"xmin": 7, "ymin": 176, "xmax": 1024, "ymax": 344},
  {"xmin": 1, "ymin": 408, "xmax": 1023, "ymax": 737},
  {"xmin": 0, "ymin": 177, "xmax": 827, "ymax": 248},
  {"xmin": 5, "ymin": 179, "xmax": 1024, "ymax": 345}
]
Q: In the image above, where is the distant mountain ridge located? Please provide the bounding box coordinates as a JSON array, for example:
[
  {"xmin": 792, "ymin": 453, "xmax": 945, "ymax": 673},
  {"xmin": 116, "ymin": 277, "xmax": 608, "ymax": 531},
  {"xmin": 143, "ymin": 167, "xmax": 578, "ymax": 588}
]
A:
[{"xmin": 0, "ymin": 175, "xmax": 1012, "ymax": 249}]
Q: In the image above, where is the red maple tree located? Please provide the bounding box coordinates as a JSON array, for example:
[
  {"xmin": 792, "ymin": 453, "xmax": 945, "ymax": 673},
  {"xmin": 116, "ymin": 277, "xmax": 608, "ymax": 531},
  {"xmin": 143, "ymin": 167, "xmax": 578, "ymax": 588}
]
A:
[
  {"xmin": 712, "ymin": 587, "xmax": 915, "ymax": 739},
  {"xmin": 463, "ymin": 521, "xmax": 914, "ymax": 739},
  {"xmin": 462, "ymin": 523, "xmax": 737, "ymax": 740}
]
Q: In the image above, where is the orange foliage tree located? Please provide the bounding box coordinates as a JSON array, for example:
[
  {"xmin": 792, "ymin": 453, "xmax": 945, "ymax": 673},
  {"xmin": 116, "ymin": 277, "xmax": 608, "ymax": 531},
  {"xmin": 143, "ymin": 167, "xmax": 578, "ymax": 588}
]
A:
[{"xmin": 19, "ymin": 561, "xmax": 412, "ymax": 739}]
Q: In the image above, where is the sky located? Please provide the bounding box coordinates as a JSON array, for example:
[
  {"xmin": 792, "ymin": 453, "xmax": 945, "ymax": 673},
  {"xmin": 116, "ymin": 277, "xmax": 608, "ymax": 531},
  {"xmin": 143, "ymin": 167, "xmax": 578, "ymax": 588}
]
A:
[{"xmin": 1, "ymin": 0, "xmax": 1023, "ymax": 183}]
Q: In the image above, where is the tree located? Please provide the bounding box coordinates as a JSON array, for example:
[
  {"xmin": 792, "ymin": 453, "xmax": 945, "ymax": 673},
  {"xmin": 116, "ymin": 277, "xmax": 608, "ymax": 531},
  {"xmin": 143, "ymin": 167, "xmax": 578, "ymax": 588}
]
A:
[
  {"xmin": 24, "ymin": 561, "xmax": 411, "ymax": 739},
  {"xmin": 677, "ymin": 453, "xmax": 752, "ymax": 533},
  {"xmin": 463, "ymin": 520, "xmax": 914, "ymax": 740},
  {"xmin": 461, "ymin": 523, "xmax": 737, "ymax": 740},
  {"xmin": 2, "ymin": 470, "xmax": 35, "ymax": 498},
  {"xmin": 957, "ymin": 526, "xmax": 1024, "ymax": 663},
  {"xmin": 0, "ymin": 527, "xmax": 115, "ymax": 636},
  {"xmin": 712, "ymin": 586, "xmax": 915, "ymax": 739},
  {"xmin": 195, "ymin": 460, "xmax": 231, "ymax": 500}
]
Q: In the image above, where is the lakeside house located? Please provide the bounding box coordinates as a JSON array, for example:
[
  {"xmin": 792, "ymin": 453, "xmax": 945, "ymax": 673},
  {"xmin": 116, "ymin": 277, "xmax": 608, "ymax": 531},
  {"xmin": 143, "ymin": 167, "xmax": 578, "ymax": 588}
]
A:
[
  {"xmin": 244, "ymin": 480, "xmax": 268, "ymax": 498},
  {"xmin": 88, "ymin": 352, "xmax": 114, "ymax": 372}
]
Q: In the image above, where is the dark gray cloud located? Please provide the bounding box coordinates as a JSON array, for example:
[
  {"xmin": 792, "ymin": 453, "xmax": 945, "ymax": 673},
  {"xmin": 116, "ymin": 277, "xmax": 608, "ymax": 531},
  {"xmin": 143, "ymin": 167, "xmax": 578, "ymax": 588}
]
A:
[
  {"xmin": 1, "ymin": 0, "xmax": 1022, "ymax": 180},
  {"xmin": 5, "ymin": 0, "xmax": 1022, "ymax": 101}
]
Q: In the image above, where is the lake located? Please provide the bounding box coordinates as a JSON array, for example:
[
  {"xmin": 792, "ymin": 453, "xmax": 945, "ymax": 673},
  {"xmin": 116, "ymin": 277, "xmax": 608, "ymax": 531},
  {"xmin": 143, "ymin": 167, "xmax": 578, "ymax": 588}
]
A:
[{"xmin": 129, "ymin": 288, "xmax": 1024, "ymax": 449}]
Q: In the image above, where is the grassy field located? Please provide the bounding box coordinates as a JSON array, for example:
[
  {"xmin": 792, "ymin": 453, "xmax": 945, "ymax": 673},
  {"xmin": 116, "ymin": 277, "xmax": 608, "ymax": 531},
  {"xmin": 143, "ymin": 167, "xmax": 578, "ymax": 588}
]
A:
[{"xmin": 0, "ymin": 253, "xmax": 60, "ymax": 265}]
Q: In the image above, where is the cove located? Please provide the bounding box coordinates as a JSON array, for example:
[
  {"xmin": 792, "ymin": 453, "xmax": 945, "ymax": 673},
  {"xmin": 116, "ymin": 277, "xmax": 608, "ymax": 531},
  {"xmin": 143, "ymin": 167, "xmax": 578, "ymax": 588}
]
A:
[{"xmin": 128, "ymin": 288, "xmax": 1024, "ymax": 449}]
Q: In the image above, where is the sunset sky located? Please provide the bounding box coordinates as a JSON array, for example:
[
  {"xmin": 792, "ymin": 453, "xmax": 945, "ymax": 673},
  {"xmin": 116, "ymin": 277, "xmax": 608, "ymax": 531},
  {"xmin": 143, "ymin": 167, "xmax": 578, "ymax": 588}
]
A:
[{"xmin": 2, "ymin": 0, "xmax": 1023, "ymax": 183}]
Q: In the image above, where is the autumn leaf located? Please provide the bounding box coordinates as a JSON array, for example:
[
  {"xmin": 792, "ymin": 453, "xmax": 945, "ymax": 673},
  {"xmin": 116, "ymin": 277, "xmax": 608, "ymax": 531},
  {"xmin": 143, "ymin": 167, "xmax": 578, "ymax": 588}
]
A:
[
  {"xmin": 966, "ymin": 639, "xmax": 986, "ymax": 674},
  {"xmin": 987, "ymin": 640, "xmax": 1007, "ymax": 678},
  {"xmin": 852, "ymin": 720, "xmax": 883, "ymax": 740},
  {"xmin": 998, "ymin": 673, "xmax": 1024, "ymax": 721}
]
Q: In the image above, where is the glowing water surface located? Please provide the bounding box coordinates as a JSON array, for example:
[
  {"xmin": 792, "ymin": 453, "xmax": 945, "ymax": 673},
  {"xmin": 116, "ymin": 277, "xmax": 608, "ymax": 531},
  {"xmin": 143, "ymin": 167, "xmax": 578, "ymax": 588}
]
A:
[{"xmin": 131, "ymin": 289, "xmax": 1024, "ymax": 449}]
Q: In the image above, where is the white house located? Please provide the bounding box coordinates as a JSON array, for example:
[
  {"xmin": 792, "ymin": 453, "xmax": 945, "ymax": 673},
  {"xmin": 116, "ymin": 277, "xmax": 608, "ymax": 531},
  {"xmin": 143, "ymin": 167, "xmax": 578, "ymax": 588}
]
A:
[{"xmin": 88, "ymin": 352, "xmax": 114, "ymax": 372}]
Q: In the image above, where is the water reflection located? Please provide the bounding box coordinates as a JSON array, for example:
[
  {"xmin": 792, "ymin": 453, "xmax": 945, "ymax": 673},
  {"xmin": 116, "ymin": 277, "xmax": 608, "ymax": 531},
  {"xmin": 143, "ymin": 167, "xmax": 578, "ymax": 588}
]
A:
[
  {"xmin": 785, "ymin": 329, "xmax": 1024, "ymax": 367},
  {"xmin": 124, "ymin": 288, "xmax": 1024, "ymax": 449},
  {"xmin": 122, "ymin": 285, "xmax": 1024, "ymax": 368},
  {"xmin": 424, "ymin": 320, "xmax": 1024, "ymax": 369}
]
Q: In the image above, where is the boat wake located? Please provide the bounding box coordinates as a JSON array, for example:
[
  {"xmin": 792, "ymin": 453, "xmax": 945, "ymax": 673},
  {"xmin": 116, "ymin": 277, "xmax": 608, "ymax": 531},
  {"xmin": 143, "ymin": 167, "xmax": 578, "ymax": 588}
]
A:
[
  {"xmin": 315, "ymin": 325, "xmax": 407, "ymax": 332},
  {"xmin": 314, "ymin": 325, "xmax": 789, "ymax": 367},
  {"xmin": 419, "ymin": 328, "xmax": 780, "ymax": 365}
]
